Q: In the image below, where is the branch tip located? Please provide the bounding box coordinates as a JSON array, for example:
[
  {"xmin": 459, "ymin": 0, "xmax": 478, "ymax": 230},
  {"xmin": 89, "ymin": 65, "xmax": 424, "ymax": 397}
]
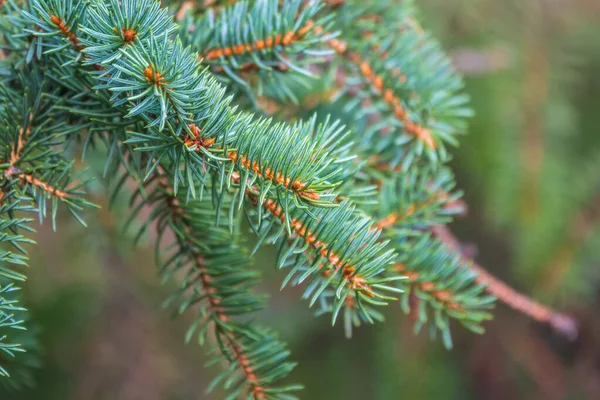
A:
[{"xmin": 433, "ymin": 225, "xmax": 578, "ymax": 340}]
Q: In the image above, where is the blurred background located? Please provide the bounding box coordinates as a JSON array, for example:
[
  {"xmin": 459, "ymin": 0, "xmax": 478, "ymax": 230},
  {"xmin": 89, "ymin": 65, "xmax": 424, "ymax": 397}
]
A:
[{"xmin": 7, "ymin": 0, "xmax": 600, "ymax": 398}]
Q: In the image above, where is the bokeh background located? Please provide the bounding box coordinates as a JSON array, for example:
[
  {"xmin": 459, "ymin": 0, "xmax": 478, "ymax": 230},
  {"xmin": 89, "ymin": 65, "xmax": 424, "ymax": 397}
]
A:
[{"xmin": 8, "ymin": 0, "xmax": 600, "ymax": 398}]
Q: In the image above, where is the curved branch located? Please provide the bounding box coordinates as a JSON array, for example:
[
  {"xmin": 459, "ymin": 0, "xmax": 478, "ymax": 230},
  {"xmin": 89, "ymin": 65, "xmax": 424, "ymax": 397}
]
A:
[{"xmin": 432, "ymin": 224, "xmax": 578, "ymax": 340}]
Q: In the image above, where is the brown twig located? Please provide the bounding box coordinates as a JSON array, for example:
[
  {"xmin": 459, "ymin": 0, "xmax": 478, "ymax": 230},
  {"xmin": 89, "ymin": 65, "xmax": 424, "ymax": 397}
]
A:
[
  {"xmin": 325, "ymin": 34, "xmax": 436, "ymax": 149},
  {"xmin": 14, "ymin": 172, "xmax": 68, "ymax": 198},
  {"xmin": 2, "ymin": 111, "xmax": 71, "ymax": 200},
  {"xmin": 3, "ymin": 112, "xmax": 70, "ymax": 201},
  {"xmin": 203, "ymin": 20, "xmax": 318, "ymax": 61},
  {"xmin": 432, "ymin": 224, "xmax": 578, "ymax": 339},
  {"xmin": 10, "ymin": 112, "xmax": 34, "ymax": 166},
  {"xmin": 0, "ymin": 113, "xmax": 31, "ymax": 202}
]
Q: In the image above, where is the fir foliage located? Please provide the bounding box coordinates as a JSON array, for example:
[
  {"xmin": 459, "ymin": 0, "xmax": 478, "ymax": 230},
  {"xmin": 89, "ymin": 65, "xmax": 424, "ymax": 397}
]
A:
[{"xmin": 0, "ymin": 0, "xmax": 502, "ymax": 397}]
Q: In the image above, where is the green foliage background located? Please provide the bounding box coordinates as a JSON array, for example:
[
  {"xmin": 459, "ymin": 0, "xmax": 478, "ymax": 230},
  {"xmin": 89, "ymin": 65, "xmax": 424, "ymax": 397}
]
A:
[{"xmin": 5, "ymin": 0, "xmax": 600, "ymax": 399}]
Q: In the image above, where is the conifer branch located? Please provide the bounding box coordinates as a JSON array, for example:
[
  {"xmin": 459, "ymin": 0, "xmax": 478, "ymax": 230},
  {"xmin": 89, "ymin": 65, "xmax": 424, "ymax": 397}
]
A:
[
  {"xmin": 432, "ymin": 224, "xmax": 578, "ymax": 339},
  {"xmin": 242, "ymin": 174, "xmax": 374, "ymax": 295},
  {"xmin": 344, "ymin": 52, "xmax": 437, "ymax": 149},
  {"xmin": 11, "ymin": 171, "xmax": 68, "ymax": 199},
  {"xmin": 4, "ymin": 111, "xmax": 66, "ymax": 200},
  {"xmin": 0, "ymin": 70, "xmax": 89, "ymax": 383},
  {"xmin": 232, "ymin": 171, "xmax": 404, "ymax": 332},
  {"xmin": 392, "ymin": 261, "xmax": 463, "ymax": 312},
  {"xmin": 1, "ymin": 0, "xmax": 585, "ymax": 395},
  {"xmin": 149, "ymin": 168, "xmax": 287, "ymax": 399},
  {"xmin": 26, "ymin": 0, "xmax": 402, "ymax": 323},
  {"xmin": 49, "ymin": 14, "xmax": 82, "ymax": 50},
  {"xmin": 326, "ymin": 0, "xmax": 471, "ymax": 169},
  {"xmin": 179, "ymin": 0, "xmax": 336, "ymax": 101},
  {"xmin": 1, "ymin": 110, "xmax": 83, "ymax": 206},
  {"xmin": 32, "ymin": 0, "xmax": 350, "ymax": 209},
  {"xmin": 93, "ymin": 144, "xmax": 300, "ymax": 398},
  {"xmin": 0, "ymin": 114, "xmax": 32, "ymax": 204}
]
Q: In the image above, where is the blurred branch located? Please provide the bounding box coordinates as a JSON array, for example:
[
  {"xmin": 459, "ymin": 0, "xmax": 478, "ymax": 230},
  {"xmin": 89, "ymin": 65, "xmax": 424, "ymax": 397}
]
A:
[
  {"xmin": 432, "ymin": 224, "xmax": 578, "ymax": 339},
  {"xmin": 539, "ymin": 185, "xmax": 600, "ymax": 292}
]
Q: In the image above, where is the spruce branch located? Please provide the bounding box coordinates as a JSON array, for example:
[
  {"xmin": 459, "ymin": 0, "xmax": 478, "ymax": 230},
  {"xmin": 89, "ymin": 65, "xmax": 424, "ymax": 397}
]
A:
[
  {"xmin": 37, "ymin": 37, "xmax": 301, "ymax": 397},
  {"xmin": 0, "ymin": 62, "xmax": 94, "ymax": 383},
  {"xmin": 234, "ymin": 171, "xmax": 404, "ymax": 330},
  {"xmin": 342, "ymin": 51, "xmax": 437, "ymax": 150},
  {"xmin": 1, "ymin": 0, "xmax": 586, "ymax": 396},
  {"xmin": 35, "ymin": 0, "xmax": 488, "ymax": 343},
  {"xmin": 0, "ymin": 110, "xmax": 33, "ymax": 204},
  {"xmin": 0, "ymin": 69, "xmax": 95, "ymax": 227},
  {"xmin": 77, "ymin": 120, "xmax": 299, "ymax": 398},
  {"xmin": 323, "ymin": 0, "xmax": 574, "ymax": 344},
  {"xmin": 352, "ymin": 168, "xmax": 494, "ymax": 347},
  {"xmin": 432, "ymin": 224, "xmax": 578, "ymax": 340},
  {"xmin": 325, "ymin": 0, "xmax": 472, "ymax": 169},
  {"xmin": 73, "ymin": 3, "xmax": 350, "ymax": 206},
  {"xmin": 178, "ymin": 0, "xmax": 338, "ymax": 102},
  {"xmin": 120, "ymin": 163, "xmax": 300, "ymax": 399},
  {"xmin": 25, "ymin": 0, "xmax": 405, "ymax": 318},
  {"xmin": 199, "ymin": 2, "xmax": 325, "ymax": 62}
]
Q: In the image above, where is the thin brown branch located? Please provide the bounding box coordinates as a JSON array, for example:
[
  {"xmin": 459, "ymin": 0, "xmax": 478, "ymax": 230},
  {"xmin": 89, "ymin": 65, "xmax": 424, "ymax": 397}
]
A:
[
  {"xmin": 322, "ymin": 19, "xmax": 436, "ymax": 149},
  {"xmin": 330, "ymin": 38, "xmax": 436, "ymax": 148},
  {"xmin": 226, "ymin": 150, "xmax": 320, "ymax": 201},
  {"xmin": 10, "ymin": 112, "xmax": 33, "ymax": 166},
  {"xmin": 2, "ymin": 112, "xmax": 73, "ymax": 200},
  {"xmin": 373, "ymin": 189, "xmax": 458, "ymax": 230},
  {"xmin": 373, "ymin": 195, "xmax": 467, "ymax": 311},
  {"xmin": 203, "ymin": 20, "xmax": 319, "ymax": 60},
  {"xmin": 50, "ymin": 15, "xmax": 83, "ymax": 50},
  {"xmin": 432, "ymin": 224, "xmax": 578, "ymax": 339},
  {"xmin": 392, "ymin": 262, "xmax": 463, "ymax": 311},
  {"xmin": 1, "ymin": 112, "xmax": 34, "ymax": 203},
  {"xmin": 449, "ymin": 46, "xmax": 513, "ymax": 76},
  {"xmin": 17, "ymin": 172, "xmax": 68, "ymax": 198}
]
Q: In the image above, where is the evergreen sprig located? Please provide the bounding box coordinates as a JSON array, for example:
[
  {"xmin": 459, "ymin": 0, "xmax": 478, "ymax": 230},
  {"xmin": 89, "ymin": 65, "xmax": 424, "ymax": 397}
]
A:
[
  {"xmin": 0, "ymin": 0, "xmax": 548, "ymax": 397},
  {"xmin": 178, "ymin": 0, "xmax": 336, "ymax": 102},
  {"xmin": 124, "ymin": 165, "xmax": 301, "ymax": 398},
  {"xmin": 330, "ymin": 0, "xmax": 473, "ymax": 169},
  {"xmin": 25, "ymin": 0, "xmax": 405, "ymax": 315},
  {"xmin": 0, "ymin": 58, "xmax": 95, "ymax": 386}
]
